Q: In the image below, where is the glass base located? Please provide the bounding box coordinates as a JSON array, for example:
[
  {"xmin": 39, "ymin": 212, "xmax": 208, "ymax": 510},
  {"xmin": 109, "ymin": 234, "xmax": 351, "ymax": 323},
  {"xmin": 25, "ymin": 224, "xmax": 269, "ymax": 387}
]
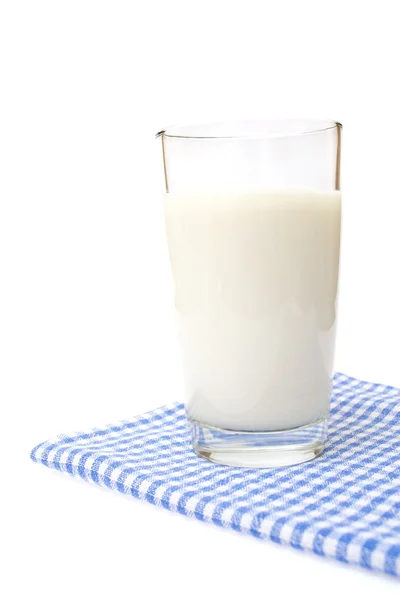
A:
[{"xmin": 189, "ymin": 417, "xmax": 328, "ymax": 468}]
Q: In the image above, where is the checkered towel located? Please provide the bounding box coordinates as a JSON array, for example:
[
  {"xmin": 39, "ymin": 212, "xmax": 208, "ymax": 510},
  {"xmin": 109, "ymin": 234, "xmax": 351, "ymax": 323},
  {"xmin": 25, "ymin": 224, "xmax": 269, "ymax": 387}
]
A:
[{"xmin": 31, "ymin": 373, "xmax": 400, "ymax": 577}]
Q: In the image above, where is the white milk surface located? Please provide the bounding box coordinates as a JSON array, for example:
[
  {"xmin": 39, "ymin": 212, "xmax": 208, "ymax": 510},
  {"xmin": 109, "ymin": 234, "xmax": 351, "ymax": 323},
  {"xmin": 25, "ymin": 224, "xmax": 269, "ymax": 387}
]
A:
[{"xmin": 164, "ymin": 189, "xmax": 341, "ymax": 431}]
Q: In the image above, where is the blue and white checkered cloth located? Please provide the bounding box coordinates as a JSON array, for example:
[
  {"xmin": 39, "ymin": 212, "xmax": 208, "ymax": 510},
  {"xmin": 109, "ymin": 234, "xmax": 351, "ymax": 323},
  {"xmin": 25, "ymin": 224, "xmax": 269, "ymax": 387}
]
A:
[{"xmin": 31, "ymin": 373, "xmax": 400, "ymax": 577}]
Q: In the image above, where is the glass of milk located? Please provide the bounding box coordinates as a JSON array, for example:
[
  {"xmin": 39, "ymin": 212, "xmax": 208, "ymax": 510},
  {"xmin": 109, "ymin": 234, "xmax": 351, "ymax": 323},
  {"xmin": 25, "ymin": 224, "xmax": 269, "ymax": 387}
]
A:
[{"xmin": 157, "ymin": 120, "xmax": 342, "ymax": 467}]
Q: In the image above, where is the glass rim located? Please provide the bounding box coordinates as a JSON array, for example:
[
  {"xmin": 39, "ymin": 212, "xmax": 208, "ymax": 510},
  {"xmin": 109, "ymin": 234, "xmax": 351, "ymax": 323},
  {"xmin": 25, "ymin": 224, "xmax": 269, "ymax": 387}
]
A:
[{"xmin": 156, "ymin": 119, "xmax": 342, "ymax": 141}]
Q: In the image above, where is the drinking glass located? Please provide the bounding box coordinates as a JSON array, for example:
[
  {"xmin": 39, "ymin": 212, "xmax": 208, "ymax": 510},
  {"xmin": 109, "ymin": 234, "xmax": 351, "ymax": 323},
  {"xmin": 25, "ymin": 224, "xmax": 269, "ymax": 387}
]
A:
[{"xmin": 157, "ymin": 119, "xmax": 342, "ymax": 467}]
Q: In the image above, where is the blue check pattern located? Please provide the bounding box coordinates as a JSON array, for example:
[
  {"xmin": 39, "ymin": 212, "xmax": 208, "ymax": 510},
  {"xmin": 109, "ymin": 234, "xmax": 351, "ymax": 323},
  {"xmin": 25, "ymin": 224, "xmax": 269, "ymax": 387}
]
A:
[{"xmin": 31, "ymin": 373, "xmax": 400, "ymax": 577}]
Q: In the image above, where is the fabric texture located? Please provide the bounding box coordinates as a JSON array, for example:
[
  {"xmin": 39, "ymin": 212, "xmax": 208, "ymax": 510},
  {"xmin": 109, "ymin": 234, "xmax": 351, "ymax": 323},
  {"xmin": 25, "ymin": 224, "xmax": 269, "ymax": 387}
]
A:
[{"xmin": 31, "ymin": 373, "xmax": 400, "ymax": 577}]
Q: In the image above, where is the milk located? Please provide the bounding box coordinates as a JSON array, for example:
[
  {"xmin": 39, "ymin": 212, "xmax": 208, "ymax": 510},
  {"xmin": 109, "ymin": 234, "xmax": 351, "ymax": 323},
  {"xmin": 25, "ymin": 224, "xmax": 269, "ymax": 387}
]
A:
[{"xmin": 164, "ymin": 189, "xmax": 341, "ymax": 431}]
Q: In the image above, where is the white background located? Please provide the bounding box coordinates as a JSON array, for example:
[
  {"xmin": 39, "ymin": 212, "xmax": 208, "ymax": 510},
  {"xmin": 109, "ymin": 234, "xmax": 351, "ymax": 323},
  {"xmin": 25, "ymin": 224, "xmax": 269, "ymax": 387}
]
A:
[{"xmin": 1, "ymin": 1, "xmax": 400, "ymax": 598}]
